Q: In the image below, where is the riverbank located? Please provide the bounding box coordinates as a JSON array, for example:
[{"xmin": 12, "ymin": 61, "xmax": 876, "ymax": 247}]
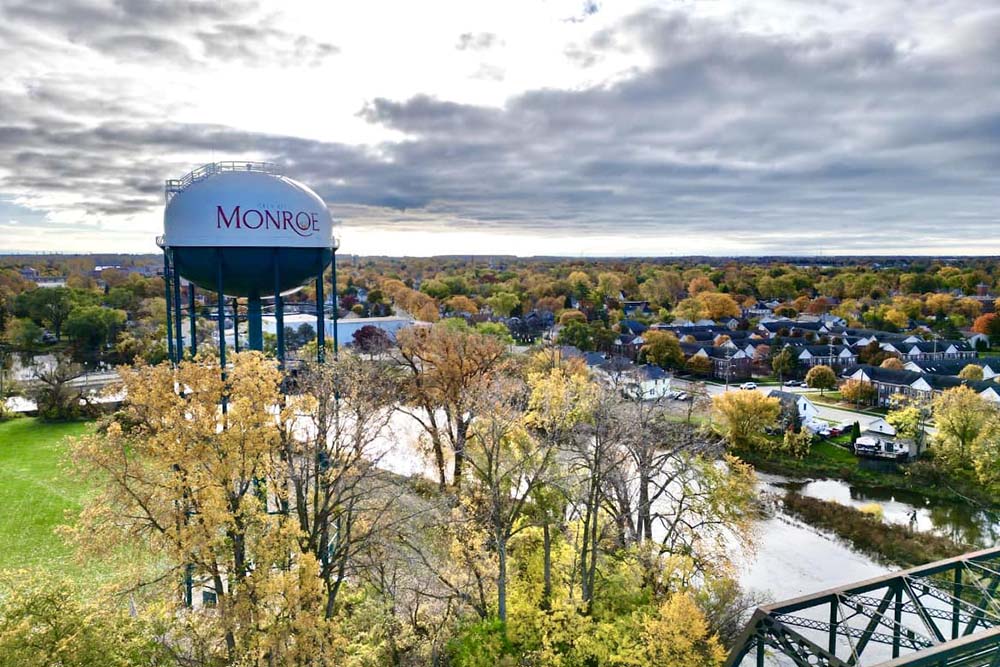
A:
[
  {"xmin": 781, "ymin": 492, "xmax": 967, "ymax": 567},
  {"xmin": 735, "ymin": 442, "xmax": 999, "ymax": 509}
]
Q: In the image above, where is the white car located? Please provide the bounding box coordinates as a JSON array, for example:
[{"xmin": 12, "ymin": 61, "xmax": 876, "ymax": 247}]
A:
[{"xmin": 739, "ymin": 382, "xmax": 758, "ymax": 390}]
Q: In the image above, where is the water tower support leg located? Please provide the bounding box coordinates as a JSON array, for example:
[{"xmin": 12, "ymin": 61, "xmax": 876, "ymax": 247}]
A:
[
  {"xmin": 189, "ymin": 284, "xmax": 197, "ymax": 358},
  {"xmin": 332, "ymin": 248, "xmax": 338, "ymax": 358},
  {"xmin": 274, "ymin": 251, "xmax": 284, "ymax": 368},
  {"xmin": 232, "ymin": 298, "xmax": 240, "ymax": 353},
  {"xmin": 163, "ymin": 251, "xmax": 175, "ymax": 364},
  {"xmin": 248, "ymin": 292, "xmax": 263, "ymax": 351},
  {"xmin": 172, "ymin": 255, "xmax": 183, "ymax": 361},
  {"xmin": 316, "ymin": 250, "xmax": 325, "ymax": 364},
  {"xmin": 216, "ymin": 252, "xmax": 226, "ymax": 369}
]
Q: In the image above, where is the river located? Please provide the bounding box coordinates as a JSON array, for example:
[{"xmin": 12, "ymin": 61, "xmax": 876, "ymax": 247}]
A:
[{"xmin": 740, "ymin": 472, "xmax": 1000, "ymax": 603}]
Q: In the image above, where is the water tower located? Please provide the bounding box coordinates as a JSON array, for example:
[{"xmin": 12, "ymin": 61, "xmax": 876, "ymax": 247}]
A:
[{"xmin": 158, "ymin": 161, "xmax": 338, "ymax": 366}]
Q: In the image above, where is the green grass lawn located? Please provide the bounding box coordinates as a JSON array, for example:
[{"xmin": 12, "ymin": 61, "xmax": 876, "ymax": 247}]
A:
[{"xmin": 0, "ymin": 418, "xmax": 93, "ymax": 574}]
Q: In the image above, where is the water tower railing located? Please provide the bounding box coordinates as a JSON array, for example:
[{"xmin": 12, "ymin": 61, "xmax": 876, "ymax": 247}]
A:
[{"xmin": 164, "ymin": 161, "xmax": 281, "ymax": 201}]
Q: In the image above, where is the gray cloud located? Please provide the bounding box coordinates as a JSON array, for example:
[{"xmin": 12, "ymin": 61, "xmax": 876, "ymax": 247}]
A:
[
  {"xmin": 0, "ymin": 0, "xmax": 337, "ymax": 66},
  {"xmin": 456, "ymin": 32, "xmax": 500, "ymax": 51},
  {"xmin": 1, "ymin": 3, "xmax": 999, "ymax": 254}
]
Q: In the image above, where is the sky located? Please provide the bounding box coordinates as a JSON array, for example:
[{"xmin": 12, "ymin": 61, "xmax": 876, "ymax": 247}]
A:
[{"xmin": 0, "ymin": 0, "xmax": 998, "ymax": 257}]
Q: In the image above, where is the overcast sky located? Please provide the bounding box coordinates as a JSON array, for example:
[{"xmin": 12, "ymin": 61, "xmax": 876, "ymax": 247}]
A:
[{"xmin": 1, "ymin": 0, "xmax": 998, "ymax": 256}]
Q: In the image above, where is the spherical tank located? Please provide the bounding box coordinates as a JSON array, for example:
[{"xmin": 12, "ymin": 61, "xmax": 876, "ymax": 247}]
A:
[{"xmin": 162, "ymin": 162, "xmax": 335, "ymax": 297}]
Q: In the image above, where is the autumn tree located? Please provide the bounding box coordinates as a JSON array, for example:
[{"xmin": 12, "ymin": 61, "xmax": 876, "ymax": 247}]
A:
[
  {"xmin": 932, "ymin": 386, "xmax": 996, "ymax": 468},
  {"xmin": 395, "ymin": 323, "xmax": 507, "ymax": 489},
  {"xmin": 352, "ymin": 323, "xmax": 392, "ymax": 357},
  {"xmin": 486, "ymin": 292, "xmax": 520, "ymax": 318},
  {"xmin": 972, "ymin": 313, "xmax": 1000, "ymax": 345},
  {"xmin": 880, "ymin": 357, "xmax": 905, "ymax": 370},
  {"xmin": 770, "ymin": 345, "xmax": 797, "ymax": 382},
  {"xmin": 640, "ymin": 330, "xmax": 683, "ymax": 368},
  {"xmin": 685, "ymin": 354, "xmax": 714, "ymax": 377},
  {"xmin": 0, "ymin": 573, "xmax": 172, "ymax": 667},
  {"xmin": 283, "ymin": 355, "xmax": 400, "ymax": 616},
  {"xmin": 841, "ymin": 378, "xmax": 877, "ymax": 406},
  {"xmin": 804, "ymin": 364, "xmax": 837, "ymax": 395},
  {"xmin": 445, "ymin": 295, "xmax": 479, "ymax": 315},
  {"xmin": 69, "ymin": 353, "xmax": 355, "ymax": 665},
  {"xmin": 711, "ymin": 391, "xmax": 780, "ymax": 451},
  {"xmin": 959, "ymin": 364, "xmax": 984, "ymax": 381},
  {"xmin": 29, "ymin": 353, "xmax": 90, "ymax": 421}
]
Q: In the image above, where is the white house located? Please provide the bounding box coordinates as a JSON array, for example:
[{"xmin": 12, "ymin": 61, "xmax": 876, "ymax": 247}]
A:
[
  {"xmin": 623, "ymin": 364, "xmax": 672, "ymax": 400},
  {"xmin": 767, "ymin": 390, "xmax": 819, "ymax": 424}
]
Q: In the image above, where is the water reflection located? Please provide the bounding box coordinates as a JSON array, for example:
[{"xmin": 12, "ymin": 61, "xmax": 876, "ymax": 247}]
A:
[{"xmin": 771, "ymin": 476, "xmax": 1000, "ymax": 549}]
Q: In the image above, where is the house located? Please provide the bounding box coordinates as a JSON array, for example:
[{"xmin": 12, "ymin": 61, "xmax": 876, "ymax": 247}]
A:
[
  {"xmin": 613, "ymin": 333, "xmax": 645, "ymax": 358},
  {"xmin": 622, "ymin": 364, "xmax": 672, "ymax": 400},
  {"xmin": 879, "ymin": 340, "xmax": 975, "ymax": 362},
  {"xmin": 680, "ymin": 343, "xmax": 752, "ymax": 380},
  {"xmin": 964, "ymin": 332, "xmax": 990, "ymax": 349},
  {"xmin": 794, "ymin": 345, "xmax": 857, "ymax": 368},
  {"xmin": 854, "ymin": 419, "xmax": 910, "ymax": 461},
  {"xmin": 19, "ymin": 266, "xmax": 39, "ymax": 281},
  {"xmin": 618, "ymin": 319, "xmax": 648, "ymax": 336},
  {"xmin": 844, "ymin": 365, "xmax": 1000, "ymax": 407},
  {"xmin": 767, "ymin": 390, "xmax": 819, "ymax": 428},
  {"xmin": 903, "ymin": 358, "xmax": 1000, "ymax": 380},
  {"xmin": 621, "ymin": 300, "xmax": 653, "ymax": 317}
]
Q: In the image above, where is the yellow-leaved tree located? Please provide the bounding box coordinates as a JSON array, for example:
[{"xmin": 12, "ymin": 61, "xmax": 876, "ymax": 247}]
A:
[
  {"xmin": 68, "ymin": 352, "xmax": 387, "ymax": 666},
  {"xmin": 712, "ymin": 390, "xmax": 781, "ymax": 451}
]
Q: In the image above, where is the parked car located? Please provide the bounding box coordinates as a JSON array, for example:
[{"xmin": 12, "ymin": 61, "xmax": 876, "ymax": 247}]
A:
[
  {"xmin": 783, "ymin": 379, "xmax": 803, "ymax": 387},
  {"xmin": 740, "ymin": 382, "xmax": 758, "ymax": 390},
  {"xmin": 675, "ymin": 392, "xmax": 690, "ymax": 401}
]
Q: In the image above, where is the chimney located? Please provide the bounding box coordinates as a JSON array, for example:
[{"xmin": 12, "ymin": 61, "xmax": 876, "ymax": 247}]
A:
[{"xmin": 978, "ymin": 282, "xmax": 989, "ymax": 297}]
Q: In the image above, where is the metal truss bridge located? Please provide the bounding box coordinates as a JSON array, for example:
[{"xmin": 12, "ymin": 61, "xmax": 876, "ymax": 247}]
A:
[{"xmin": 726, "ymin": 547, "xmax": 1000, "ymax": 667}]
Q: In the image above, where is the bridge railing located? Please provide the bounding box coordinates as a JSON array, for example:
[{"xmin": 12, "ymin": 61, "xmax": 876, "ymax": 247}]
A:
[{"xmin": 726, "ymin": 547, "xmax": 1000, "ymax": 667}]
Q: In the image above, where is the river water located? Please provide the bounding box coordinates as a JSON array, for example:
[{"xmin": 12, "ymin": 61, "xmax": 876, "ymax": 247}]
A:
[{"xmin": 740, "ymin": 472, "xmax": 1000, "ymax": 604}]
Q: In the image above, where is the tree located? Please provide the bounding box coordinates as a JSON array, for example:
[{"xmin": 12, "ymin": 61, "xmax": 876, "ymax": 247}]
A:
[
  {"xmin": 698, "ymin": 292, "xmax": 740, "ymax": 320},
  {"xmin": 841, "ymin": 379, "xmax": 877, "ymax": 406},
  {"xmin": 64, "ymin": 305, "xmax": 127, "ymax": 354},
  {"xmin": 782, "ymin": 427, "xmax": 812, "ymax": 458},
  {"xmin": 463, "ymin": 376, "xmax": 557, "ymax": 621},
  {"xmin": 959, "ymin": 364, "xmax": 984, "ymax": 381},
  {"xmin": 556, "ymin": 320, "xmax": 594, "ymax": 351},
  {"xmin": 931, "ymin": 386, "xmax": 996, "ymax": 468},
  {"xmin": 880, "ymin": 357, "xmax": 905, "ymax": 370},
  {"xmin": 352, "ymin": 324, "xmax": 391, "ymax": 356},
  {"xmin": 685, "ymin": 354, "xmax": 714, "ymax": 377},
  {"xmin": 858, "ymin": 340, "xmax": 893, "ymax": 366},
  {"xmin": 558, "ymin": 309, "xmax": 586, "ymax": 325},
  {"xmin": 887, "ymin": 404, "xmax": 923, "ymax": 443},
  {"xmin": 687, "ymin": 276, "xmax": 716, "ymax": 295},
  {"xmin": 770, "ymin": 345, "xmax": 797, "ymax": 382},
  {"xmin": 69, "ymin": 352, "xmax": 361, "ymax": 665},
  {"xmin": 16, "ymin": 287, "xmax": 78, "ymax": 339},
  {"xmin": 2, "ymin": 317, "xmax": 42, "ymax": 351},
  {"xmin": 0, "ymin": 573, "xmax": 172, "ymax": 667},
  {"xmin": 29, "ymin": 354, "xmax": 89, "ymax": 421},
  {"xmin": 804, "ymin": 364, "xmax": 837, "ymax": 395},
  {"xmin": 485, "ymin": 292, "xmax": 520, "ymax": 318},
  {"xmin": 673, "ymin": 297, "xmax": 704, "ymax": 323},
  {"xmin": 284, "ymin": 355, "xmax": 399, "ymax": 617},
  {"xmin": 850, "ymin": 421, "xmax": 862, "ymax": 444},
  {"xmin": 445, "ymin": 295, "xmax": 479, "ymax": 315},
  {"xmin": 475, "ymin": 321, "xmax": 514, "ymax": 344},
  {"xmin": 711, "ymin": 391, "xmax": 780, "ymax": 450},
  {"xmin": 640, "ymin": 330, "xmax": 683, "ymax": 368},
  {"xmin": 395, "ymin": 323, "xmax": 507, "ymax": 489}
]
